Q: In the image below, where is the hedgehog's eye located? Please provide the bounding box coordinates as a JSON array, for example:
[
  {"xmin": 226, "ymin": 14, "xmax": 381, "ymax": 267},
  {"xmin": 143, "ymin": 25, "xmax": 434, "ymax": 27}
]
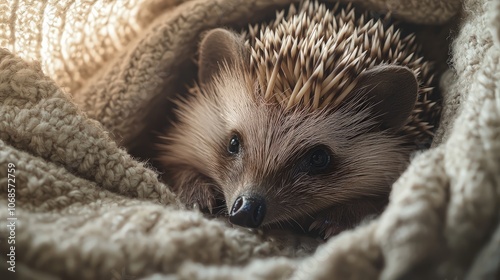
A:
[
  {"xmin": 295, "ymin": 146, "xmax": 332, "ymax": 175},
  {"xmin": 310, "ymin": 149, "xmax": 330, "ymax": 168},
  {"xmin": 227, "ymin": 134, "xmax": 240, "ymax": 155},
  {"xmin": 307, "ymin": 146, "xmax": 331, "ymax": 174}
]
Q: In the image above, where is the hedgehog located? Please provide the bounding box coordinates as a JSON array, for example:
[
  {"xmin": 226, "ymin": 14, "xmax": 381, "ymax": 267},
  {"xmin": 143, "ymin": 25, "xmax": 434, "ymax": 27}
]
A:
[{"xmin": 158, "ymin": 0, "xmax": 440, "ymax": 238}]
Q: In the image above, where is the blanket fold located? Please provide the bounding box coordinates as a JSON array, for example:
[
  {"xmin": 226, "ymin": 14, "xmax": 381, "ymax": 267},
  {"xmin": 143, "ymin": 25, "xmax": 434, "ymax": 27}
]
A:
[{"xmin": 1, "ymin": 0, "xmax": 499, "ymax": 279}]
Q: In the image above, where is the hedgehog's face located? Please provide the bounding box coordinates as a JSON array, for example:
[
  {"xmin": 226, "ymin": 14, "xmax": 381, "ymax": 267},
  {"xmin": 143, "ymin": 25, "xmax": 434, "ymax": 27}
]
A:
[
  {"xmin": 209, "ymin": 87, "xmax": 413, "ymax": 229},
  {"xmin": 159, "ymin": 29, "xmax": 419, "ymax": 232}
]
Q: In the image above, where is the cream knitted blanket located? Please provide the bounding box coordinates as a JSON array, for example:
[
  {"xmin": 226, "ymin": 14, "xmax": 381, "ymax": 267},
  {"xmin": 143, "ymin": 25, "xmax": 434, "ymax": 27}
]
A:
[{"xmin": 1, "ymin": 0, "xmax": 499, "ymax": 279}]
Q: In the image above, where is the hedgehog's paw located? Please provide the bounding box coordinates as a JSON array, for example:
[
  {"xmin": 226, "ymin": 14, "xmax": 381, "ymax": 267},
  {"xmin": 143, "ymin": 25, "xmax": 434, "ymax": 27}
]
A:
[
  {"xmin": 179, "ymin": 186, "xmax": 217, "ymax": 215},
  {"xmin": 308, "ymin": 213, "xmax": 347, "ymax": 239},
  {"xmin": 308, "ymin": 199, "xmax": 387, "ymax": 239}
]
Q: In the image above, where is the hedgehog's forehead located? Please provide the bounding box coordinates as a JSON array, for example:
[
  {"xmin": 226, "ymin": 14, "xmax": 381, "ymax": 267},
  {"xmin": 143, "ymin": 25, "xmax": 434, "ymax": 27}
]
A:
[{"xmin": 213, "ymin": 70, "xmax": 341, "ymax": 153}]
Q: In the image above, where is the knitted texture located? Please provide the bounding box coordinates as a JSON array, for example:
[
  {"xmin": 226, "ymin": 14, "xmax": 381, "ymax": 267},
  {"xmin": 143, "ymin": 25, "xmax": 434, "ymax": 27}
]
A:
[{"xmin": 1, "ymin": 0, "xmax": 499, "ymax": 279}]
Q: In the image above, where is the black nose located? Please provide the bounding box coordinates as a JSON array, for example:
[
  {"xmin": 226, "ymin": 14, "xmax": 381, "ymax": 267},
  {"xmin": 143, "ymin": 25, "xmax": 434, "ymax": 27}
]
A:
[{"xmin": 229, "ymin": 195, "xmax": 266, "ymax": 228}]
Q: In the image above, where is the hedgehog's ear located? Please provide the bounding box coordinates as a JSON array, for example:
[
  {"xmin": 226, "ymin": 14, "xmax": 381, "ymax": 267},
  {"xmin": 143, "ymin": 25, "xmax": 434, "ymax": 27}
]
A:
[
  {"xmin": 198, "ymin": 28, "xmax": 248, "ymax": 85},
  {"xmin": 354, "ymin": 65, "xmax": 418, "ymax": 130}
]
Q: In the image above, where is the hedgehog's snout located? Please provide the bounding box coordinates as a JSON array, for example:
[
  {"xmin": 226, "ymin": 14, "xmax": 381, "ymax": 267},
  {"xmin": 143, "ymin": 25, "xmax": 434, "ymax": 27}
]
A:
[{"xmin": 229, "ymin": 195, "xmax": 266, "ymax": 228}]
